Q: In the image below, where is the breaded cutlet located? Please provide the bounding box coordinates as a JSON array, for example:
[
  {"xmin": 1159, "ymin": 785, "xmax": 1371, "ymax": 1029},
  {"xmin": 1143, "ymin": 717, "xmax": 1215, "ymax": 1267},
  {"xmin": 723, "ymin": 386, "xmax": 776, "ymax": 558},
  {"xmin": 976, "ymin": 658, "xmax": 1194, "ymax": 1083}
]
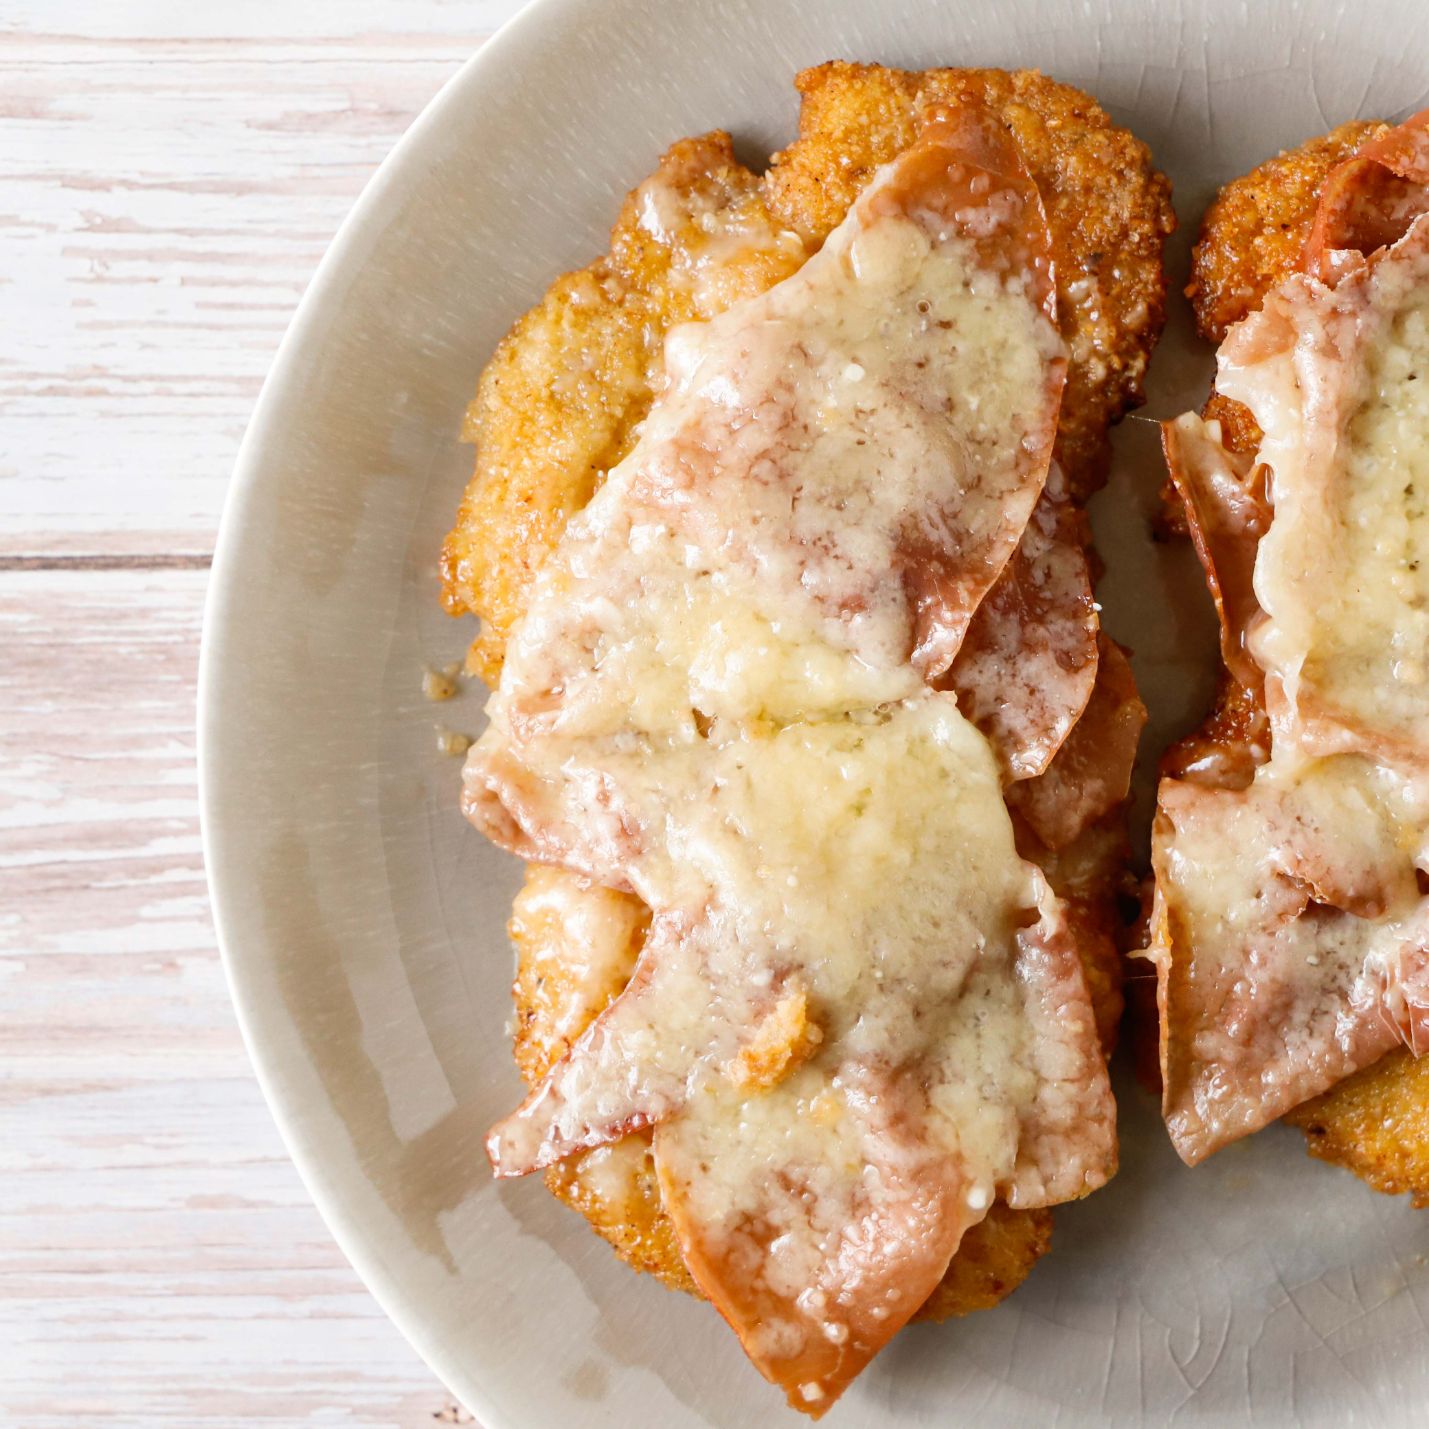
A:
[
  {"xmin": 443, "ymin": 63, "xmax": 1175, "ymax": 1314},
  {"xmin": 1167, "ymin": 118, "xmax": 1429, "ymax": 1203}
]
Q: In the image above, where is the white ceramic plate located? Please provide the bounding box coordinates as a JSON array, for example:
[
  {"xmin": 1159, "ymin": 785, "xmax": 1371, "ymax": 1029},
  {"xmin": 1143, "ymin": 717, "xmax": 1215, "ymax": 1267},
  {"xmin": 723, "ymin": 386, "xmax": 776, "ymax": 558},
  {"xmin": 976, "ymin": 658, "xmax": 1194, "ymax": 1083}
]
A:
[{"xmin": 199, "ymin": 1, "xmax": 1429, "ymax": 1424}]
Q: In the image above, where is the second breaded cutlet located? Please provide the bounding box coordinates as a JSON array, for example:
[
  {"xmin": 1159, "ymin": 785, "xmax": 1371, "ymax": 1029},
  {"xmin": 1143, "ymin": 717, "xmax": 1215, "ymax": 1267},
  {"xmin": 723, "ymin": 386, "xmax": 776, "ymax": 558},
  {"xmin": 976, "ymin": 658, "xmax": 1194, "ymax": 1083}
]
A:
[{"xmin": 1171, "ymin": 117, "xmax": 1429, "ymax": 1204}]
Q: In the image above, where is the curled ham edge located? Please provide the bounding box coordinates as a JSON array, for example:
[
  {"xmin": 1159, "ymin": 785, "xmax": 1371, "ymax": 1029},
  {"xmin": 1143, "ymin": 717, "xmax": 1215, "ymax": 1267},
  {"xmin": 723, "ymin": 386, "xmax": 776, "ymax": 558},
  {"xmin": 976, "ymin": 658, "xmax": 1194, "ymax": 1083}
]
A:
[
  {"xmin": 1160, "ymin": 413, "xmax": 1270, "ymax": 698},
  {"xmin": 473, "ymin": 105, "xmax": 1127, "ymax": 1415},
  {"xmin": 876, "ymin": 105, "xmax": 1063, "ymax": 685},
  {"xmin": 1006, "ymin": 634, "xmax": 1146, "ymax": 851},
  {"xmin": 944, "ymin": 469, "xmax": 1101, "ymax": 785},
  {"xmin": 1154, "ymin": 108, "xmax": 1429, "ymax": 1164}
]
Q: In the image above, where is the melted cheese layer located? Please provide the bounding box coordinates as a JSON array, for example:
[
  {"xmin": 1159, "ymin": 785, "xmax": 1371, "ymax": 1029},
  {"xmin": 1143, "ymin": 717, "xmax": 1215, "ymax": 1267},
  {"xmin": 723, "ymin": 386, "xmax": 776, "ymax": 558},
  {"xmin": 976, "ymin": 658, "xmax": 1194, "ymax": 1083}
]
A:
[
  {"xmin": 1337, "ymin": 284, "xmax": 1429, "ymax": 690},
  {"xmin": 494, "ymin": 204, "xmax": 1064, "ymax": 753},
  {"xmin": 1226, "ymin": 219, "xmax": 1429, "ymax": 762},
  {"xmin": 484, "ymin": 700, "xmax": 1053, "ymax": 1174}
]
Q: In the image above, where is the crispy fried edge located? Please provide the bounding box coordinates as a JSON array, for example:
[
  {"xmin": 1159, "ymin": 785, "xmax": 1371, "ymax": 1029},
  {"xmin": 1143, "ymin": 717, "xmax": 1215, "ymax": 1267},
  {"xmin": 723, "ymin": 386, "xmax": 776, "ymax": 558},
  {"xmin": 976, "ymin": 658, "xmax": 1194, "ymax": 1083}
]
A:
[
  {"xmin": 1285, "ymin": 1051, "xmax": 1429, "ymax": 1207},
  {"xmin": 1187, "ymin": 120, "xmax": 1388, "ymax": 347}
]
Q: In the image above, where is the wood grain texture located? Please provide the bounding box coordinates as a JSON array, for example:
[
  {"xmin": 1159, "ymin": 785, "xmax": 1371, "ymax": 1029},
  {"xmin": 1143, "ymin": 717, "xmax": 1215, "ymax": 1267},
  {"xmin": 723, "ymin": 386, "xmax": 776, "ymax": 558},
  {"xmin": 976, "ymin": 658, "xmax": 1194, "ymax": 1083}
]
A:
[
  {"xmin": 0, "ymin": 0, "xmax": 515, "ymax": 557},
  {"xmin": 1, "ymin": 3, "xmax": 527, "ymax": 1423}
]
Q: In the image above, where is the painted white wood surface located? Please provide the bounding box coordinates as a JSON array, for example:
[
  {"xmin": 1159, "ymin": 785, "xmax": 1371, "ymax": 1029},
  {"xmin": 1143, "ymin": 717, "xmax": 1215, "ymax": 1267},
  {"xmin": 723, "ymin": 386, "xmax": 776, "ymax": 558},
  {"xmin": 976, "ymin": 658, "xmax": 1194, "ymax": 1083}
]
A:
[
  {"xmin": 1, "ymin": 4, "xmax": 527, "ymax": 1423},
  {"xmin": 1, "ymin": 0, "xmax": 518, "ymax": 556}
]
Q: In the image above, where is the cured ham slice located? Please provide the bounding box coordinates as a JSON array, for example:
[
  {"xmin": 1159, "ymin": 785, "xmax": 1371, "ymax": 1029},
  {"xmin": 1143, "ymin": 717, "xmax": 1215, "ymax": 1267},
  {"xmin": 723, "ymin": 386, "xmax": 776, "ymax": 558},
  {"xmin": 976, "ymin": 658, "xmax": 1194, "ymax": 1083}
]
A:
[
  {"xmin": 1304, "ymin": 109, "xmax": 1429, "ymax": 283},
  {"xmin": 649, "ymin": 870, "xmax": 1112, "ymax": 1415},
  {"xmin": 1007, "ymin": 636, "xmax": 1146, "ymax": 850},
  {"xmin": 1155, "ymin": 764, "xmax": 1429, "ymax": 1162},
  {"xmin": 945, "ymin": 472, "xmax": 1098, "ymax": 781},
  {"xmin": 1222, "ymin": 219, "xmax": 1429, "ymax": 768},
  {"xmin": 1153, "ymin": 110, "xmax": 1429, "ymax": 1166},
  {"xmin": 880, "ymin": 106, "xmax": 1065, "ymax": 679},
  {"xmin": 653, "ymin": 1066, "xmax": 975, "ymax": 1415},
  {"xmin": 461, "ymin": 107, "xmax": 1065, "ymax": 794},
  {"xmin": 468, "ymin": 103, "xmax": 1114, "ymax": 1414},
  {"xmin": 1160, "ymin": 413, "xmax": 1269, "ymax": 693}
]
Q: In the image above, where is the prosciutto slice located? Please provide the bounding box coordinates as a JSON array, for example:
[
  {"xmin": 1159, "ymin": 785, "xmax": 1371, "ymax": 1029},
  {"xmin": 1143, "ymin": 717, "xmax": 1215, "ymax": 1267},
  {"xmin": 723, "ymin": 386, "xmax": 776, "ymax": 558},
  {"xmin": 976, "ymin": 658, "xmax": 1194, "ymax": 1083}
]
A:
[
  {"xmin": 945, "ymin": 470, "xmax": 1099, "ymax": 781},
  {"xmin": 653, "ymin": 891, "xmax": 1111, "ymax": 1412},
  {"xmin": 1155, "ymin": 766, "xmax": 1429, "ymax": 1162},
  {"xmin": 469, "ymin": 104, "xmax": 1113, "ymax": 1414},
  {"xmin": 654, "ymin": 1065, "xmax": 975, "ymax": 1414},
  {"xmin": 1007, "ymin": 636, "xmax": 1146, "ymax": 850},
  {"xmin": 1303, "ymin": 108, "xmax": 1429, "ymax": 283},
  {"xmin": 880, "ymin": 106, "xmax": 1065, "ymax": 679}
]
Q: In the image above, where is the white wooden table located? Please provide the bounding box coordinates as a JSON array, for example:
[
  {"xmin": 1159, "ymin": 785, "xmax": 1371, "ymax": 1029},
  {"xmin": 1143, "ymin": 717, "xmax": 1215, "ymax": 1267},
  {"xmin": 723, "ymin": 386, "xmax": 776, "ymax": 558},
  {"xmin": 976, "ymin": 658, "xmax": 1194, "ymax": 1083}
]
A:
[{"xmin": 1, "ymin": 5, "xmax": 526, "ymax": 1422}]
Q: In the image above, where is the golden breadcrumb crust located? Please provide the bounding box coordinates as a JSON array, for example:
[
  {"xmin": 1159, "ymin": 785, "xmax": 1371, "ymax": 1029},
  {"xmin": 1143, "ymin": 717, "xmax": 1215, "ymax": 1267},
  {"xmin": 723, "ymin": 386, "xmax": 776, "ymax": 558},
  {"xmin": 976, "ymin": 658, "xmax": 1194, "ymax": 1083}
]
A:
[
  {"xmin": 1174, "ymin": 119, "xmax": 1429, "ymax": 1203},
  {"xmin": 1285, "ymin": 1051, "xmax": 1429, "ymax": 1207},
  {"xmin": 454, "ymin": 65, "xmax": 1172, "ymax": 1312},
  {"xmin": 439, "ymin": 132, "xmax": 808, "ymax": 685}
]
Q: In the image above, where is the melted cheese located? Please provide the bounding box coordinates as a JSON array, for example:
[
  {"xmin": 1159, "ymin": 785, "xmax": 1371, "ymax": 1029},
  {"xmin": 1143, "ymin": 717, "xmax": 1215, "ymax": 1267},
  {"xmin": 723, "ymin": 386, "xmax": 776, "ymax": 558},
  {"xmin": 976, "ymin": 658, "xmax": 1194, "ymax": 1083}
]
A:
[
  {"xmin": 1160, "ymin": 752, "xmax": 1422, "ymax": 940},
  {"xmin": 1224, "ymin": 219, "xmax": 1429, "ymax": 762},
  {"xmin": 509, "ymin": 865, "xmax": 643, "ymax": 1062},
  {"xmin": 632, "ymin": 165, "xmax": 807, "ymax": 319},
  {"xmin": 1339, "ymin": 284, "xmax": 1429, "ymax": 685}
]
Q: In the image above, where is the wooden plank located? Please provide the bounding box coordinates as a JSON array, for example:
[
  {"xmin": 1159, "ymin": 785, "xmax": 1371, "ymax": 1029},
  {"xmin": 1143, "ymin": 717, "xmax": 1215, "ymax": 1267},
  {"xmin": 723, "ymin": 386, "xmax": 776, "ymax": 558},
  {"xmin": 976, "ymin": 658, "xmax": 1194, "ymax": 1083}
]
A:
[
  {"xmin": 1, "ymin": 6, "xmax": 539, "ymax": 1421},
  {"xmin": 0, "ymin": 1, "xmax": 520, "ymax": 40},
  {"xmin": 0, "ymin": 568, "xmax": 465, "ymax": 1425},
  {"xmin": 0, "ymin": 6, "xmax": 522, "ymax": 557}
]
